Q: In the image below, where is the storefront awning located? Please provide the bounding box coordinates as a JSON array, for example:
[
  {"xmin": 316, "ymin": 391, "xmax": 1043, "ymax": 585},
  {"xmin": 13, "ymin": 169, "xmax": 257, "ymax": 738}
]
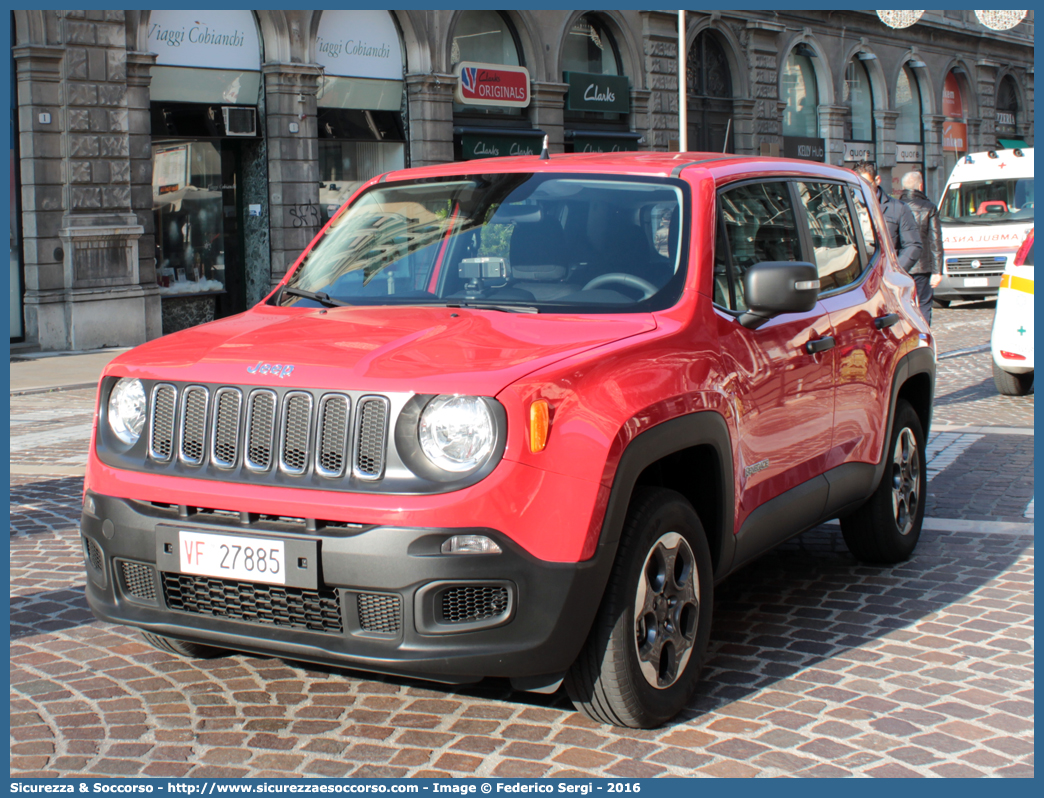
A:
[
  {"xmin": 565, "ymin": 130, "xmax": 641, "ymax": 154},
  {"xmin": 454, "ymin": 127, "xmax": 546, "ymax": 160},
  {"xmin": 998, "ymin": 138, "xmax": 1029, "ymax": 150}
]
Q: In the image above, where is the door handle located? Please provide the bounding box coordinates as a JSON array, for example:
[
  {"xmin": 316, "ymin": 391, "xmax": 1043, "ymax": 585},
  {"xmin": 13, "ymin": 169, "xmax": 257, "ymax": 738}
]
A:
[
  {"xmin": 875, "ymin": 313, "xmax": 900, "ymax": 329},
  {"xmin": 805, "ymin": 336, "xmax": 835, "ymax": 355}
]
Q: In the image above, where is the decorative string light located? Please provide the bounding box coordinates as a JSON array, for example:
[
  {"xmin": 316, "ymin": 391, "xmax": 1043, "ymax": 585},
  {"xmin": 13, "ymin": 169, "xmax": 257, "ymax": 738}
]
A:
[
  {"xmin": 876, "ymin": 11, "xmax": 925, "ymax": 29},
  {"xmin": 974, "ymin": 10, "xmax": 1027, "ymax": 31}
]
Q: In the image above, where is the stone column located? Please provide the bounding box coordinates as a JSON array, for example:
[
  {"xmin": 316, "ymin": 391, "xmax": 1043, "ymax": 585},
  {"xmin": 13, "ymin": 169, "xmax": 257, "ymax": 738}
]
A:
[
  {"xmin": 876, "ymin": 108, "xmax": 899, "ymax": 187},
  {"xmin": 529, "ymin": 81, "xmax": 568, "ymax": 152},
  {"xmin": 745, "ymin": 19, "xmax": 785, "ymax": 156},
  {"xmin": 818, "ymin": 104, "xmax": 849, "ymax": 167},
  {"xmin": 13, "ymin": 43, "xmax": 64, "ymax": 347},
  {"xmin": 405, "ymin": 72, "xmax": 455, "ymax": 167},
  {"xmin": 639, "ymin": 11, "xmax": 679, "ymax": 151},
  {"xmin": 262, "ymin": 62, "xmax": 322, "ymax": 287},
  {"xmin": 629, "ymin": 88, "xmax": 652, "ymax": 149},
  {"xmin": 975, "ymin": 59, "xmax": 1000, "ymax": 150},
  {"xmin": 923, "ymin": 113, "xmax": 946, "ymax": 199},
  {"xmin": 732, "ymin": 99, "xmax": 757, "ymax": 155},
  {"xmin": 23, "ymin": 11, "xmax": 150, "ymax": 350},
  {"xmin": 126, "ymin": 51, "xmax": 161, "ymax": 341}
]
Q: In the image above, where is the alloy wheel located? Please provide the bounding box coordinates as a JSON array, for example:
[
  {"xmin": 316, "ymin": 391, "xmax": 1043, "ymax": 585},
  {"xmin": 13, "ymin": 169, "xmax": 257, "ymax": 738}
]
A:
[{"xmin": 891, "ymin": 427, "xmax": 920, "ymax": 536}]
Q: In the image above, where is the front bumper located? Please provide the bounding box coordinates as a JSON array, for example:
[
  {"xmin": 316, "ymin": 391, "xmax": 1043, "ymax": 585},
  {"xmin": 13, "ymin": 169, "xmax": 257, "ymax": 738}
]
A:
[
  {"xmin": 935, "ymin": 272, "xmax": 1003, "ymax": 301},
  {"xmin": 82, "ymin": 492, "xmax": 609, "ymax": 684}
]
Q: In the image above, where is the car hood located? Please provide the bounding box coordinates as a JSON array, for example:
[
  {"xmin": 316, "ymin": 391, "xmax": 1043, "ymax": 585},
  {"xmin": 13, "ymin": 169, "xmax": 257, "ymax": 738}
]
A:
[{"xmin": 106, "ymin": 305, "xmax": 657, "ymax": 396}]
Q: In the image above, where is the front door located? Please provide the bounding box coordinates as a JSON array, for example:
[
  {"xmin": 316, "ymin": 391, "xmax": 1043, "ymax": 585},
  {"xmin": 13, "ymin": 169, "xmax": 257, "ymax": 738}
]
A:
[{"xmin": 714, "ymin": 180, "xmax": 837, "ymax": 539}]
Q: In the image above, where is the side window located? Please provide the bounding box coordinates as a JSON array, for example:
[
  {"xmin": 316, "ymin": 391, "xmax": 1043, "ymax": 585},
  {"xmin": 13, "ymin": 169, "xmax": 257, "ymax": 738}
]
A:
[
  {"xmin": 717, "ymin": 182, "xmax": 800, "ymax": 311},
  {"xmin": 797, "ymin": 182, "xmax": 862, "ymax": 292},
  {"xmin": 848, "ymin": 183, "xmax": 878, "ymax": 266}
]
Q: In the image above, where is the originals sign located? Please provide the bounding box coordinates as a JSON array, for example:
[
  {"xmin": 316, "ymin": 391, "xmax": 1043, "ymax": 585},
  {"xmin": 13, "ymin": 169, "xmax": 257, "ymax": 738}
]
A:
[{"xmin": 455, "ymin": 62, "xmax": 531, "ymax": 108}]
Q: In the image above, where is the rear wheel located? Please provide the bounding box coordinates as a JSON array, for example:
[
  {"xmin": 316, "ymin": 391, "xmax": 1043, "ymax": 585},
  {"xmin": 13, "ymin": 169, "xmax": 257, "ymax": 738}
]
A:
[
  {"xmin": 840, "ymin": 400, "xmax": 926, "ymax": 563},
  {"xmin": 565, "ymin": 487, "xmax": 713, "ymax": 728},
  {"xmin": 992, "ymin": 360, "xmax": 1034, "ymax": 396},
  {"xmin": 141, "ymin": 631, "xmax": 227, "ymax": 659}
]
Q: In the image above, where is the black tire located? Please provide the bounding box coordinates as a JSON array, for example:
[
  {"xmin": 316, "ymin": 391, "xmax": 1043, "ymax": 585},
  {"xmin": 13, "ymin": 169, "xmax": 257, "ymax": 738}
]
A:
[
  {"xmin": 840, "ymin": 399, "xmax": 926, "ymax": 563},
  {"xmin": 931, "ymin": 298, "xmax": 950, "ymax": 309},
  {"xmin": 992, "ymin": 359, "xmax": 1034, "ymax": 396},
  {"xmin": 565, "ymin": 487, "xmax": 713, "ymax": 728},
  {"xmin": 141, "ymin": 631, "xmax": 227, "ymax": 659}
]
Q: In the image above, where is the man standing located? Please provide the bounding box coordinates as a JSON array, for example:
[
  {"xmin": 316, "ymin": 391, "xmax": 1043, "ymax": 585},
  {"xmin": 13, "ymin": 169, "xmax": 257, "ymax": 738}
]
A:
[
  {"xmin": 852, "ymin": 160, "xmax": 924, "ymax": 310},
  {"xmin": 899, "ymin": 171, "xmax": 944, "ymax": 324}
]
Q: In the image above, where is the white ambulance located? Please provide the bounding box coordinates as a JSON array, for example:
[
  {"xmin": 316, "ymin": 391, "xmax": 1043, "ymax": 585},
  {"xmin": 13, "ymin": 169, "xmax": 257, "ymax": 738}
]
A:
[{"xmin": 936, "ymin": 147, "xmax": 1034, "ymax": 305}]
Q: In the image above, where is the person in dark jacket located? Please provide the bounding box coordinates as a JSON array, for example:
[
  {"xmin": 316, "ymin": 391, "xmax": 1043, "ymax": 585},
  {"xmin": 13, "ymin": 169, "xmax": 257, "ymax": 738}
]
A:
[
  {"xmin": 899, "ymin": 170, "xmax": 944, "ymax": 324},
  {"xmin": 853, "ymin": 160, "xmax": 923, "ymax": 281}
]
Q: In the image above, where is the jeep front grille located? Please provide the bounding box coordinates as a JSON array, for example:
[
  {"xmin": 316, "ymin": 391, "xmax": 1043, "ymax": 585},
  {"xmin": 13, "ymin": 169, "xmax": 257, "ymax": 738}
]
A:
[
  {"xmin": 179, "ymin": 386, "xmax": 209, "ymax": 465},
  {"xmin": 147, "ymin": 383, "xmax": 390, "ymax": 483}
]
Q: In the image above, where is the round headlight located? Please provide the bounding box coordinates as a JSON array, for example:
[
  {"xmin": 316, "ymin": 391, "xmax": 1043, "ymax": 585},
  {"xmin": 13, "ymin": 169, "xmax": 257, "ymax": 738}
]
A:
[
  {"xmin": 108, "ymin": 378, "xmax": 146, "ymax": 445},
  {"xmin": 418, "ymin": 395, "xmax": 496, "ymax": 473}
]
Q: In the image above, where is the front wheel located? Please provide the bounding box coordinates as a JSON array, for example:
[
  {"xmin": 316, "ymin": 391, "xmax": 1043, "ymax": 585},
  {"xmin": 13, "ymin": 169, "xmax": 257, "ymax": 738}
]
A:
[
  {"xmin": 565, "ymin": 487, "xmax": 713, "ymax": 728},
  {"xmin": 992, "ymin": 360, "xmax": 1034, "ymax": 396},
  {"xmin": 840, "ymin": 399, "xmax": 926, "ymax": 563}
]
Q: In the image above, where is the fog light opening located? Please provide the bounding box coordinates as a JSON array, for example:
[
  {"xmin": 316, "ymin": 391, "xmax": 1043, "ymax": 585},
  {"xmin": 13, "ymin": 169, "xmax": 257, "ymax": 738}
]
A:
[{"xmin": 441, "ymin": 535, "xmax": 502, "ymax": 555}]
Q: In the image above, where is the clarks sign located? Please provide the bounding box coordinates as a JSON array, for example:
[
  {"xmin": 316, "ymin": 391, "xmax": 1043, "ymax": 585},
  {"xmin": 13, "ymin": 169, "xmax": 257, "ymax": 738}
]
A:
[
  {"xmin": 455, "ymin": 62, "xmax": 531, "ymax": 108},
  {"xmin": 565, "ymin": 72, "xmax": 630, "ymax": 114}
]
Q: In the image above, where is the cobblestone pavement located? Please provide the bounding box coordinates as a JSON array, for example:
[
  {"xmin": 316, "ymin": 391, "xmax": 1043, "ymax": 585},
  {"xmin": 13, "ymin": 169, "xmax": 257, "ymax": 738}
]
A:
[{"xmin": 9, "ymin": 303, "xmax": 1033, "ymax": 778}]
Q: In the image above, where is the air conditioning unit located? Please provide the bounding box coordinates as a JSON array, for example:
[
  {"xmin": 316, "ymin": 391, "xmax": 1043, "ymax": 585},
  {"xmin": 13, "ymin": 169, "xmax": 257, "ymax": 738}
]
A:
[{"xmin": 222, "ymin": 107, "xmax": 256, "ymax": 137}]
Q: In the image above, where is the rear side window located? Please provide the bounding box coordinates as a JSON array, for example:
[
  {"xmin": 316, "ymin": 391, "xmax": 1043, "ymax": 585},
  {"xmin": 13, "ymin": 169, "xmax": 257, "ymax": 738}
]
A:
[
  {"xmin": 716, "ymin": 182, "xmax": 800, "ymax": 311},
  {"xmin": 797, "ymin": 182, "xmax": 862, "ymax": 292}
]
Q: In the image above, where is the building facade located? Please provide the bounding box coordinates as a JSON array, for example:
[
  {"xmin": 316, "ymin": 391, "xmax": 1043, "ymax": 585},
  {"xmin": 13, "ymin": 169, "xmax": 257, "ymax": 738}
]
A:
[{"xmin": 11, "ymin": 9, "xmax": 1034, "ymax": 349}]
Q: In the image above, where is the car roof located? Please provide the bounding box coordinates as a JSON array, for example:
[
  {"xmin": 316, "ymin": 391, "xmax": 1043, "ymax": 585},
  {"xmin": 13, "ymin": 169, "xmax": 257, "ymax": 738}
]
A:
[{"xmin": 378, "ymin": 151, "xmax": 862, "ymax": 185}]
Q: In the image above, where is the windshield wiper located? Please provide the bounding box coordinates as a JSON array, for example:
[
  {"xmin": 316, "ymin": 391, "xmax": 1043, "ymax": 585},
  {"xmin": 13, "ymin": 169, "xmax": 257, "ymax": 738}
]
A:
[
  {"xmin": 282, "ymin": 287, "xmax": 351, "ymax": 308},
  {"xmin": 445, "ymin": 301, "xmax": 540, "ymax": 314}
]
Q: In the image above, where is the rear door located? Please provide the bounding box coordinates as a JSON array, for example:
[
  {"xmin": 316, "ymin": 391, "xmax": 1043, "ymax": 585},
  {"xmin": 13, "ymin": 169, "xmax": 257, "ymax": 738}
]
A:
[{"xmin": 803, "ymin": 179, "xmax": 901, "ymax": 470}]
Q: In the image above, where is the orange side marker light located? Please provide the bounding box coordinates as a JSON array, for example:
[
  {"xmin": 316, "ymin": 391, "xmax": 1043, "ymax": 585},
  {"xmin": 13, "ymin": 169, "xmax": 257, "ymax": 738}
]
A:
[{"xmin": 529, "ymin": 400, "xmax": 550, "ymax": 453}]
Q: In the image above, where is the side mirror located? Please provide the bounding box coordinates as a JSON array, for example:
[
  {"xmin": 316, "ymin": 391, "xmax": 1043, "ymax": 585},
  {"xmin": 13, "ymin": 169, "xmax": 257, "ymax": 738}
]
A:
[{"xmin": 739, "ymin": 261, "xmax": 820, "ymax": 329}]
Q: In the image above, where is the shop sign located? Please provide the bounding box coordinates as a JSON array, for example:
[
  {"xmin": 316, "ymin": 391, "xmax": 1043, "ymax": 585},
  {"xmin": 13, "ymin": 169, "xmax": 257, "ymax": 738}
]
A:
[
  {"xmin": 943, "ymin": 121, "xmax": 967, "ymax": 152},
  {"xmin": 842, "ymin": 142, "xmax": 875, "ymax": 162},
  {"xmin": 783, "ymin": 136, "xmax": 825, "ymax": 162},
  {"xmin": 571, "ymin": 135, "xmax": 638, "ymax": 153},
  {"xmin": 315, "ymin": 10, "xmax": 403, "ymax": 81},
  {"xmin": 943, "ymin": 72, "xmax": 964, "ymax": 119},
  {"xmin": 455, "ymin": 62, "xmax": 530, "ymax": 108},
  {"xmin": 996, "ymin": 110, "xmax": 1017, "ymax": 135},
  {"xmin": 460, "ymin": 133, "xmax": 542, "ymax": 160},
  {"xmin": 148, "ymin": 10, "xmax": 261, "ymax": 72},
  {"xmin": 565, "ymin": 72, "xmax": 630, "ymax": 114},
  {"xmin": 896, "ymin": 144, "xmax": 924, "ymax": 163}
]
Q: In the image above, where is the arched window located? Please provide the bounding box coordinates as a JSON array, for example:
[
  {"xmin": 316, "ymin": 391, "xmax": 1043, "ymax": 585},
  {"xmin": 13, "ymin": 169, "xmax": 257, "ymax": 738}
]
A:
[
  {"xmin": 895, "ymin": 65, "xmax": 922, "ymax": 143},
  {"xmin": 996, "ymin": 75, "xmax": 1020, "ymax": 142},
  {"xmin": 844, "ymin": 57, "xmax": 874, "ymax": 143},
  {"xmin": 451, "ymin": 10, "xmax": 524, "ymax": 121},
  {"xmin": 782, "ymin": 49, "xmax": 818, "ymax": 138},
  {"xmin": 562, "ymin": 14, "xmax": 620, "ymax": 76},
  {"xmin": 686, "ymin": 30, "xmax": 733, "ymax": 152},
  {"xmin": 451, "ymin": 10, "xmax": 521, "ymax": 69},
  {"xmin": 894, "ymin": 64, "xmax": 925, "ymax": 194}
]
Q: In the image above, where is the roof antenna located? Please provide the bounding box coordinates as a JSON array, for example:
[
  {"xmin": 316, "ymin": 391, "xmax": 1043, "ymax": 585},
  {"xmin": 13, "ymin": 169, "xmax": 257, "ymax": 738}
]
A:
[{"xmin": 540, "ymin": 134, "xmax": 550, "ymax": 160}]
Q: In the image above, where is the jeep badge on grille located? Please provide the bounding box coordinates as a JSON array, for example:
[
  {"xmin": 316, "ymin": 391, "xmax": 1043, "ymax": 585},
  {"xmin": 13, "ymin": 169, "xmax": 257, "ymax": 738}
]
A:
[{"xmin": 247, "ymin": 362, "xmax": 295, "ymax": 378}]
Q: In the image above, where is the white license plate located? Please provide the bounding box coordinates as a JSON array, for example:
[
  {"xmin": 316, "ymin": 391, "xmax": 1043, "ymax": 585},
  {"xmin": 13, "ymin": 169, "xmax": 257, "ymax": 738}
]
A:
[
  {"xmin": 179, "ymin": 530, "xmax": 286, "ymax": 585},
  {"xmin": 964, "ymin": 277, "xmax": 989, "ymax": 287}
]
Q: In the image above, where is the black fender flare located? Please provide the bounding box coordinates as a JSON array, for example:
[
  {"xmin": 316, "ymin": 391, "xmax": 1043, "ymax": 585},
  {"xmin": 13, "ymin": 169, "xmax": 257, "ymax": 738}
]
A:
[{"xmin": 592, "ymin": 410, "xmax": 736, "ymax": 581}]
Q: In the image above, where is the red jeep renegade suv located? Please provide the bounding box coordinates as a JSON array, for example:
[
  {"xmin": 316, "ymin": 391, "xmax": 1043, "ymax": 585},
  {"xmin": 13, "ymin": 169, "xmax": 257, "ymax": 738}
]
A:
[{"xmin": 83, "ymin": 153, "xmax": 935, "ymax": 728}]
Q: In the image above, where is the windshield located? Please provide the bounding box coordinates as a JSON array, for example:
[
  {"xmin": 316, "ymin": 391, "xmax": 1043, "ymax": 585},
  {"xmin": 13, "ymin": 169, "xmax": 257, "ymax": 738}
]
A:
[
  {"xmin": 278, "ymin": 173, "xmax": 687, "ymax": 313},
  {"xmin": 939, "ymin": 177, "xmax": 1034, "ymax": 225}
]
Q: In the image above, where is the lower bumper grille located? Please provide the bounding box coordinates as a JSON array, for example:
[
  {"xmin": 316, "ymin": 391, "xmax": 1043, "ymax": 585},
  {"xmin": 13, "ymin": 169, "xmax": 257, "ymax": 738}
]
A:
[
  {"xmin": 357, "ymin": 592, "xmax": 403, "ymax": 634},
  {"xmin": 121, "ymin": 561, "xmax": 157, "ymax": 601},
  {"xmin": 442, "ymin": 585, "xmax": 510, "ymax": 624},
  {"xmin": 162, "ymin": 573, "xmax": 343, "ymax": 634}
]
